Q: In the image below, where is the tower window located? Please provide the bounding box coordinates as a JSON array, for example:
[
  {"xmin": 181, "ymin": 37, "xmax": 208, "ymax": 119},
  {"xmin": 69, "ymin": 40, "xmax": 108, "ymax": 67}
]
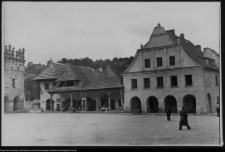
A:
[
  {"xmin": 215, "ymin": 75, "xmax": 218, "ymax": 86},
  {"xmin": 12, "ymin": 79, "xmax": 15, "ymax": 87},
  {"xmin": 17, "ymin": 67, "xmax": 19, "ymax": 70},
  {"xmin": 45, "ymin": 82, "xmax": 49, "ymax": 90},
  {"xmin": 11, "ymin": 67, "xmax": 13, "ymax": 70}
]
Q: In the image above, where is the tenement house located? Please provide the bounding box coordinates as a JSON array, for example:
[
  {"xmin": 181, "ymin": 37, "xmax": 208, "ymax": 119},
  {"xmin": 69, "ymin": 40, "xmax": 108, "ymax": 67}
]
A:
[
  {"xmin": 33, "ymin": 62, "xmax": 126, "ymax": 112},
  {"xmin": 4, "ymin": 44, "xmax": 26, "ymax": 112},
  {"xmin": 122, "ymin": 24, "xmax": 219, "ymax": 114}
]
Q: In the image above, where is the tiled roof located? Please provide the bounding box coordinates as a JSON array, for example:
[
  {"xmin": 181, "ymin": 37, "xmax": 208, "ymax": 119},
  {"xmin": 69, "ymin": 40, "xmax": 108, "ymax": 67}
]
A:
[
  {"xmin": 108, "ymin": 64, "xmax": 127, "ymax": 84},
  {"xmin": 46, "ymin": 64, "xmax": 123, "ymax": 93},
  {"xmin": 167, "ymin": 30, "xmax": 218, "ymax": 70},
  {"xmin": 33, "ymin": 62, "xmax": 66, "ymax": 80}
]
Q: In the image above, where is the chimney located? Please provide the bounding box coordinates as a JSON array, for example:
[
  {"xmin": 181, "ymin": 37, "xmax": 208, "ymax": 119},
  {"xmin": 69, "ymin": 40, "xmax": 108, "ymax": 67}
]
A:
[
  {"xmin": 22, "ymin": 48, "xmax": 25, "ymax": 53},
  {"xmin": 196, "ymin": 45, "xmax": 201, "ymax": 52},
  {"xmin": 167, "ymin": 29, "xmax": 175, "ymax": 36},
  {"xmin": 180, "ymin": 33, "xmax": 184, "ymax": 39}
]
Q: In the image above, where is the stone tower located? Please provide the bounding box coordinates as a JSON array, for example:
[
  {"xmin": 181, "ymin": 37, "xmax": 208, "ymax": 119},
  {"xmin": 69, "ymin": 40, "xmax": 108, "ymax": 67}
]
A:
[{"xmin": 4, "ymin": 44, "xmax": 26, "ymax": 112}]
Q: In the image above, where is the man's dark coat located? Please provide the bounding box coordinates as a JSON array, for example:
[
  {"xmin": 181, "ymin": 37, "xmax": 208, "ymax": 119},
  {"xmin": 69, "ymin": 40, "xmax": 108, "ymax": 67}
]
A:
[{"xmin": 179, "ymin": 109, "xmax": 189, "ymax": 126}]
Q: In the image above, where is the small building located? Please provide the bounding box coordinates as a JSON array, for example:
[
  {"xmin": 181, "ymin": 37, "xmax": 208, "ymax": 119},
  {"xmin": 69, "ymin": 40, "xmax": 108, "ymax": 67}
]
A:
[
  {"xmin": 4, "ymin": 44, "xmax": 26, "ymax": 112},
  {"xmin": 33, "ymin": 63, "xmax": 126, "ymax": 112},
  {"xmin": 122, "ymin": 24, "xmax": 219, "ymax": 114}
]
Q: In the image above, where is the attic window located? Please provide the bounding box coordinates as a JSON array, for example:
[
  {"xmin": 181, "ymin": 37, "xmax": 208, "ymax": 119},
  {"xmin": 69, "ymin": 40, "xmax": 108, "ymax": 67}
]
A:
[{"xmin": 66, "ymin": 80, "xmax": 74, "ymax": 87}]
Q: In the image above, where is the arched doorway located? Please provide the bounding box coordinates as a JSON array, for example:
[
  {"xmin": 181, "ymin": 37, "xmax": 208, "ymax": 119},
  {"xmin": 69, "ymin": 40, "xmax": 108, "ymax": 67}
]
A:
[
  {"xmin": 164, "ymin": 95, "xmax": 177, "ymax": 113},
  {"xmin": 130, "ymin": 97, "xmax": 141, "ymax": 111},
  {"xmin": 46, "ymin": 99, "xmax": 55, "ymax": 110},
  {"xmin": 207, "ymin": 93, "xmax": 212, "ymax": 112},
  {"xmin": 183, "ymin": 95, "xmax": 196, "ymax": 113},
  {"xmin": 14, "ymin": 96, "xmax": 19, "ymax": 111},
  {"xmin": 147, "ymin": 96, "xmax": 159, "ymax": 113}
]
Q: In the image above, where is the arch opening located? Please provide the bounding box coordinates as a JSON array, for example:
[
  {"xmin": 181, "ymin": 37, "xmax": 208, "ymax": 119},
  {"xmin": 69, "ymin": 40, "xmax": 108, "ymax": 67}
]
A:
[
  {"xmin": 130, "ymin": 97, "xmax": 142, "ymax": 111},
  {"xmin": 46, "ymin": 99, "xmax": 55, "ymax": 111},
  {"xmin": 183, "ymin": 95, "xmax": 196, "ymax": 113},
  {"xmin": 164, "ymin": 95, "xmax": 177, "ymax": 113},
  {"xmin": 147, "ymin": 96, "xmax": 159, "ymax": 113}
]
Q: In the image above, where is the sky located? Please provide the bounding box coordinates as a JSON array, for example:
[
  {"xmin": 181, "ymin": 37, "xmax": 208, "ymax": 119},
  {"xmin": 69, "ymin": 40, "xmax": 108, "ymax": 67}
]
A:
[{"xmin": 2, "ymin": 2, "xmax": 220, "ymax": 65}]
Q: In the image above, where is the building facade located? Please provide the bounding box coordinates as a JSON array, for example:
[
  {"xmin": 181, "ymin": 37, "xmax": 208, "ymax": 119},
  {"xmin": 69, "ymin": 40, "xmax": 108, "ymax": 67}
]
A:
[
  {"xmin": 33, "ymin": 62, "xmax": 126, "ymax": 112},
  {"xmin": 122, "ymin": 24, "xmax": 219, "ymax": 114},
  {"xmin": 4, "ymin": 44, "xmax": 26, "ymax": 112}
]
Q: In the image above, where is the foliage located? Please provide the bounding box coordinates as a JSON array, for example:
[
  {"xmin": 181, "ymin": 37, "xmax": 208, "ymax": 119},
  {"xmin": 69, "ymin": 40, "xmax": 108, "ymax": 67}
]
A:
[{"xmin": 57, "ymin": 56, "xmax": 134, "ymax": 68}]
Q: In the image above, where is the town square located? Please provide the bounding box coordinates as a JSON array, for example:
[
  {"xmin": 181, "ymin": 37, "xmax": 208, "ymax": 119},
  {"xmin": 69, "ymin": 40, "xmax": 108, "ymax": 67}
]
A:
[
  {"xmin": 2, "ymin": 113, "xmax": 220, "ymax": 146},
  {"xmin": 2, "ymin": 2, "xmax": 221, "ymax": 148}
]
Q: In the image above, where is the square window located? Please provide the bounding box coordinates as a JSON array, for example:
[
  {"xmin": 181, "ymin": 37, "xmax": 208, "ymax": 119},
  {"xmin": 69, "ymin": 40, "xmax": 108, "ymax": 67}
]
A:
[
  {"xmin": 157, "ymin": 57, "xmax": 163, "ymax": 67},
  {"xmin": 144, "ymin": 78, "xmax": 150, "ymax": 88},
  {"xmin": 170, "ymin": 76, "xmax": 178, "ymax": 87},
  {"xmin": 169, "ymin": 56, "xmax": 175, "ymax": 66},
  {"xmin": 131, "ymin": 79, "xmax": 137, "ymax": 89},
  {"xmin": 185, "ymin": 75, "xmax": 192, "ymax": 86},
  {"xmin": 145, "ymin": 59, "xmax": 150, "ymax": 68},
  {"xmin": 157, "ymin": 77, "xmax": 163, "ymax": 88}
]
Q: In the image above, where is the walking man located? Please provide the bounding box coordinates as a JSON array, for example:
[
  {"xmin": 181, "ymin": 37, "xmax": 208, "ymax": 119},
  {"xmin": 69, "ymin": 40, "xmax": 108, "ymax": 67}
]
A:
[
  {"xmin": 165, "ymin": 106, "xmax": 172, "ymax": 121},
  {"xmin": 179, "ymin": 106, "xmax": 191, "ymax": 130}
]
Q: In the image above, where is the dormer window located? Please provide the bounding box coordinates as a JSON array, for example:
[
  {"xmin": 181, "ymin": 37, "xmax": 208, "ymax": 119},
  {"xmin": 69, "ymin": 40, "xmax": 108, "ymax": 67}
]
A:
[{"xmin": 66, "ymin": 80, "xmax": 75, "ymax": 87}]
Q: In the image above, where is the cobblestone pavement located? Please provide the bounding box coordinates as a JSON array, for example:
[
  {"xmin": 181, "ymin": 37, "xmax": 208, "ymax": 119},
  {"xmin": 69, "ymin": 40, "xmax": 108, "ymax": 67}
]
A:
[{"xmin": 2, "ymin": 113, "xmax": 220, "ymax": 146}]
